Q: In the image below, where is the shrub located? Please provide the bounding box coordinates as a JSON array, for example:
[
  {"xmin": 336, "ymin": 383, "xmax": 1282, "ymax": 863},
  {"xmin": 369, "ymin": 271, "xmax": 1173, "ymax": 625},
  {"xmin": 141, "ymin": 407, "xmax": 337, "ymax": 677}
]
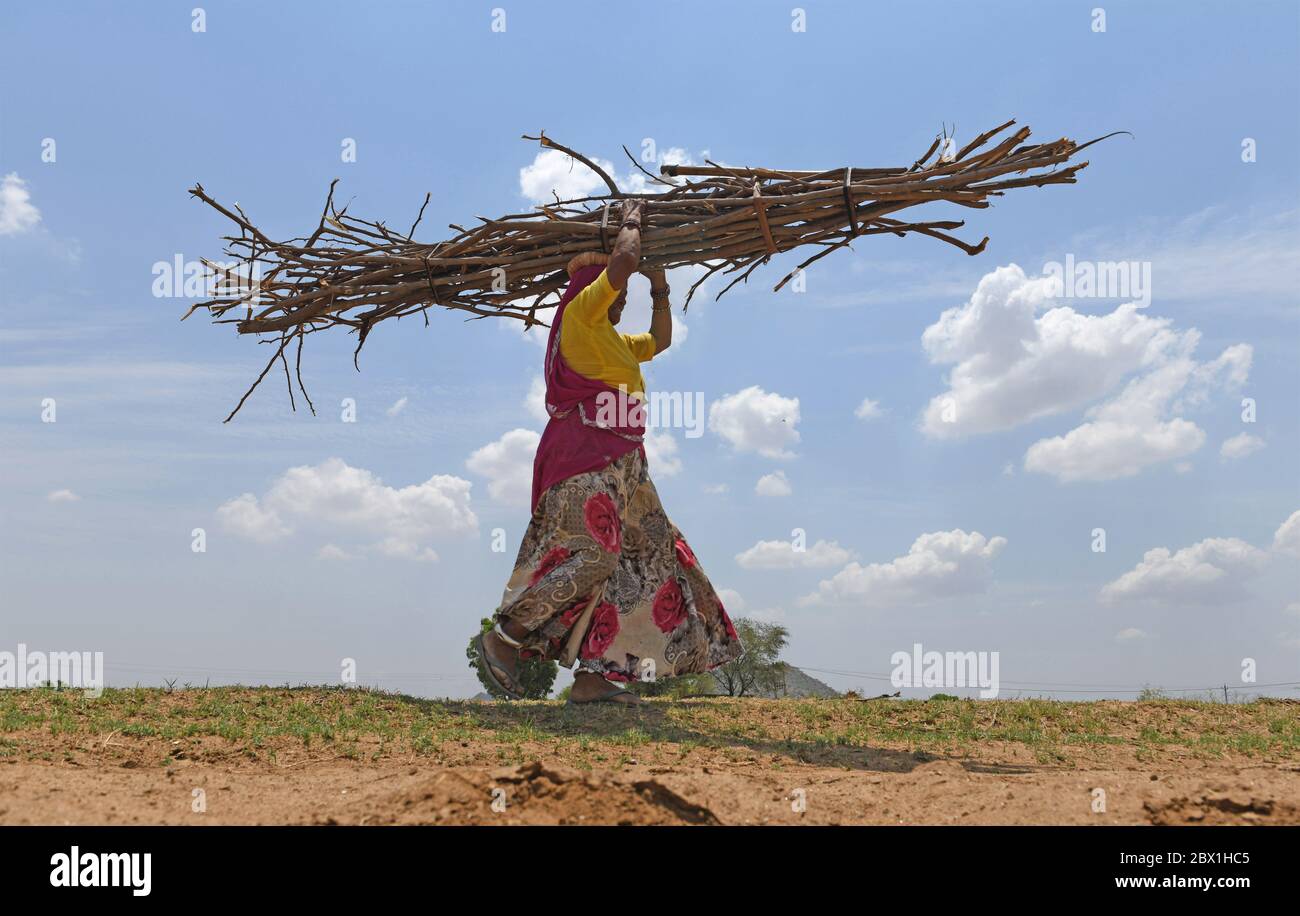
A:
[{"xmin": 466, "ymin": 617, "xmax": 558, "ymax": 699}]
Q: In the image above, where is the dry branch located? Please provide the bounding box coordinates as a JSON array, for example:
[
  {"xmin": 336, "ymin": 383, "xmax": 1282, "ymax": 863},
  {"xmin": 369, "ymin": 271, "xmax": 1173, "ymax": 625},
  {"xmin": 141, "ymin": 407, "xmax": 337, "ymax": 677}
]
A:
[{"xmin": 186, "ymin": 120, "xmax": 1116, "ymax": 419}]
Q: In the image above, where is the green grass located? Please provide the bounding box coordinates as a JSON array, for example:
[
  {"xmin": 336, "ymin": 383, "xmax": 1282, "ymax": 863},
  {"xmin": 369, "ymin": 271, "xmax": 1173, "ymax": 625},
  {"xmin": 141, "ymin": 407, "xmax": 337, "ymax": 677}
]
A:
[{"xmin": 1, "ymin": 686, "xmax": 1295, "ymax": 768}]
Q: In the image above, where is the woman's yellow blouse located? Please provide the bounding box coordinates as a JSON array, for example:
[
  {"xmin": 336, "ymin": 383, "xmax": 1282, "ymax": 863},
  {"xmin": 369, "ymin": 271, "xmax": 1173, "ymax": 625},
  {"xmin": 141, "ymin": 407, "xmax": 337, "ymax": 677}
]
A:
[{"xmin": 559, "ymin": 269, "xmax": 656, "ymax": 399}]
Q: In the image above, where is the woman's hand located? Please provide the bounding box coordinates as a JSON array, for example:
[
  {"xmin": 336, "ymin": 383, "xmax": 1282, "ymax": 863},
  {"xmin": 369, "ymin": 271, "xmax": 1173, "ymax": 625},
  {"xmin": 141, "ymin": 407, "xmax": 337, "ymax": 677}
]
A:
[
  {"xmin": 621, "ymin": 199, "xmax": 645, "ymax": 226},
  {"xmin": 645, "ymin": 268, "xmax": 672, "ymax": 355},
  {"xmin": 607, "ymin": 201, "xmax": 645, "ymax": 290}
]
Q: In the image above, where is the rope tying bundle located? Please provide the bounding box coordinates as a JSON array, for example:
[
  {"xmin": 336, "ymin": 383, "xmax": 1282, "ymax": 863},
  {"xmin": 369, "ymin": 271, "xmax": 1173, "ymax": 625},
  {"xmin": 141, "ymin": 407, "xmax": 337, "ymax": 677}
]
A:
[
  {"xmin": 751, "ymin": 182, "xmax": 778, "ymax": 254},
  {"xmin": 842, "ymin": 167, "xmax": 858, "ymax": 237},
  {"xmin": 599, "ymin": 201, "xmax": 614, "ymax": 253}
]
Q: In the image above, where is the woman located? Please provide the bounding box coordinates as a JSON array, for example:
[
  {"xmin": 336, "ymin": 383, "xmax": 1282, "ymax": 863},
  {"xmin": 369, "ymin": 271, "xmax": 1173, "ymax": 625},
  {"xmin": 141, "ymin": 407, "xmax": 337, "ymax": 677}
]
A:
[{"xmin": 476, "ymin": 200, "xmax": 744, "ymax": 704}]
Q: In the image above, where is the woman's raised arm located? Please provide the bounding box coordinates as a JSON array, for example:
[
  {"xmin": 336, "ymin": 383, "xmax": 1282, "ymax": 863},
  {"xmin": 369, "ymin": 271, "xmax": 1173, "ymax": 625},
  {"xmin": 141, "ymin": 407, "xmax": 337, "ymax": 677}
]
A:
[
  {"xmin": 644, "ymin": 268, "xmax": 672, "ymax": 354},
  {"xmin": 605, "ymin": 200, "xmax": 644, "ymax": 290}
]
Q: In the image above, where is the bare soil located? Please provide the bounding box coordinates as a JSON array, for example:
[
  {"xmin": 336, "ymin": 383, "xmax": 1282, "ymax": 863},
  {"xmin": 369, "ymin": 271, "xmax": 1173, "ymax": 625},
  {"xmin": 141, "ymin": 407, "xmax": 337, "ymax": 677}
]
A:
[{"xmin": 1, "ymin": 689, "xmax": 1296, "ymax": 826}]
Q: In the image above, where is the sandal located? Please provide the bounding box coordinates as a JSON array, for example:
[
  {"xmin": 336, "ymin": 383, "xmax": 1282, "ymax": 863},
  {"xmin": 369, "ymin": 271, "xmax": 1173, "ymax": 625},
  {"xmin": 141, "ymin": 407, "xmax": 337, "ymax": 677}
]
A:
[
  {"xmin": 475, "ymin": 624, "xmax": 526, "ymax": 700},
  {"xmin": 567, "ymin": 684, "xmax": 645, "ymax": 706}
]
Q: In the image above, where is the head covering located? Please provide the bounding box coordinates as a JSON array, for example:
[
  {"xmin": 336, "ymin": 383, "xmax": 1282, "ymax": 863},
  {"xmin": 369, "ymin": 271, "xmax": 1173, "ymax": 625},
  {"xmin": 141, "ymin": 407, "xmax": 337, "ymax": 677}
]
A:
[
  {"xmin": 556, "ymin": 263, "xmax": 605, "ymax": 309},
  {"xmin": 565, "ymin": 251, "xmax": 609, "ymax": 278}
]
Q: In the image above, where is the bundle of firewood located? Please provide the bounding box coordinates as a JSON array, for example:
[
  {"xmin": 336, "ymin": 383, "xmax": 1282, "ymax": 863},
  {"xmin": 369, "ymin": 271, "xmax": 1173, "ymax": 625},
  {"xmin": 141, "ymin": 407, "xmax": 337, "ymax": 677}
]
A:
[{"xmin": 186, "ymin": 120, "xmax": 1117, "ymax": 419}]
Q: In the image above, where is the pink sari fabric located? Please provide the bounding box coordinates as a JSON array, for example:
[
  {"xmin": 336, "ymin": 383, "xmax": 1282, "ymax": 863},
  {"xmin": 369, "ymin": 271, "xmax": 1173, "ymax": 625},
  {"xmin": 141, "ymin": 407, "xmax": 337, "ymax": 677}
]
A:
[{"xmin": 530, "ymin": 265, "xmax": 646, "ymax": 513}]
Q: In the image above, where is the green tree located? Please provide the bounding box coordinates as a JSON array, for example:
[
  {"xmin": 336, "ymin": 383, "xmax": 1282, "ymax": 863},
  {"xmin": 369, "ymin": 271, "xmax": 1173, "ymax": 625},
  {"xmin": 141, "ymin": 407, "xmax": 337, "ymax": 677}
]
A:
[
  {"xmin": 628, "ymin": 671, "xmax": 715, "ymax": 699},
  {"xmin": 466, "ymin": 617, "xmax": 558, "ymax": 699},
  {"xmin": 711, "ymin": 618, "xmax": 789, "ymax": 697}
]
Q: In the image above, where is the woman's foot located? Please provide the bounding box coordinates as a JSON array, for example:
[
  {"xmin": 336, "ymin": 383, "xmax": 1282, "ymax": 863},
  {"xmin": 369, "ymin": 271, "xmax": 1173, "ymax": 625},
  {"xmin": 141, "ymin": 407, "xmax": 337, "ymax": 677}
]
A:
[
  {"xmin": 479, "ymin": 624, "xmax": 525, "ymax": 698},
  {"xmin": 568, "ymin": 671, "xmax": 645, "ymax": 705}
]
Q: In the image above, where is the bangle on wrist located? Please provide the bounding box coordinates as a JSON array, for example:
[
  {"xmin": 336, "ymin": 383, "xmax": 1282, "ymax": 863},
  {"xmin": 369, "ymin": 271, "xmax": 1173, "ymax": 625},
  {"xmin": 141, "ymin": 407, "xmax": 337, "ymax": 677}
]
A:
[
  {"xmin": 652, "ymin": 302, "xmax": 672, "ymax": 312},
  {"xmin": 621, "ymin": 219, "xmax": 641, "ymax": 231},
  {"xmin": 650, "ymin": 285, "xmax": 670, "ymax": 298}
]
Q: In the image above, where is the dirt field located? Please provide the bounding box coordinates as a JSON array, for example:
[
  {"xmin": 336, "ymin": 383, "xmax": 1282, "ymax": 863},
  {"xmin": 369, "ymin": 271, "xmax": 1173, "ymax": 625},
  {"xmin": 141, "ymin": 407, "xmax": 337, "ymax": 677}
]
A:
[{"xmin": 1, "ymin": 688, "xmax": 1296, "ymax": 825}]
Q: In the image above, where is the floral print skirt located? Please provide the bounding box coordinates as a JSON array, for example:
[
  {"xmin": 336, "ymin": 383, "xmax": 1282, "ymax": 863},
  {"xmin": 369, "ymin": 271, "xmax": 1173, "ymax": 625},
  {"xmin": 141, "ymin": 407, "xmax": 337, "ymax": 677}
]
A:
[{"xmin": 495, "ymin": 448, "xmax": 744, "ymax": 683}]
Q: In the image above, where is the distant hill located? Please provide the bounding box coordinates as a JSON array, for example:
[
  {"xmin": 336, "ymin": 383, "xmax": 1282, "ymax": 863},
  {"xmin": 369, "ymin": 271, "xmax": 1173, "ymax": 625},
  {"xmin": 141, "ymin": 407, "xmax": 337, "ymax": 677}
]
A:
[
  {"xmin": 704, "ymin": 664, "xmax": 840, "ymax": 699},
  {"xmin": 776, "ymin": 665, "xmax": 840, "ymax": 698}
]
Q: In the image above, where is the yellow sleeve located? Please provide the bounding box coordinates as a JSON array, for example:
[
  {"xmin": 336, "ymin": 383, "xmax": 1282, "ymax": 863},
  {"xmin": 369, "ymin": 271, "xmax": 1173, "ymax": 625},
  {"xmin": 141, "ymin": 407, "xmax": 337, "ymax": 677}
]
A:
[
  {"xmin": 621, "ymin": 332, "xmax": 658, "ymax": 363},
  {"xmin": 566, "ymin": 269, "xmax": 619, "ymax": 326}
]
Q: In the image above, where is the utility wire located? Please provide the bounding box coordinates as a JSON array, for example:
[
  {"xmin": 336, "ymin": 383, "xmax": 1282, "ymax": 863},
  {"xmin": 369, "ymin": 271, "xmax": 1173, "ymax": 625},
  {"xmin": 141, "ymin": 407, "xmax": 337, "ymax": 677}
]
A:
[{"xmin": 789, "ymin": 664, "xmax": 1300, "ymax": 695}]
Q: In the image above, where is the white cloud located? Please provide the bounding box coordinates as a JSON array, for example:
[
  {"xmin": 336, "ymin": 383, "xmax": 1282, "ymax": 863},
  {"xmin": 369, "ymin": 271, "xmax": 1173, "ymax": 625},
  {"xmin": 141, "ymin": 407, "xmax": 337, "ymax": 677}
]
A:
[
  {"xmin": 1115, "ymin": 627, "xmax": 1148, "ymax": 641},
  {"xmin": 465, "ymin": 428, "xmax": 541, "ymax": 507},
  {"xmin": 920, "ymin": 265, "xmax": 1136, "ymax": 437},
  {"xmin": 1024, "ymin": 419, "xmax": 1205, "ymax": 482},
  {"xmin": 735, "ymin": 538, "xmax": 852, "ymax": 570},
  {"xmin": 1024, "ymin": 327, "xmax": 1248, "ymax": 482},
  {"xmin": 519, "ymin": 149, "xmax": 618, "ymax": 204},
  {"xmin": 374, "ymin": 537, "xmax": 439, "ymax": 563},
  {"xmin": 317, "ymin": 544, "xmax": 354, "ymax": 561},
  {"xmin": 1102, "ymin": 511, "xmax": 1300, "ymax": 605},
  {"xmin": 713, "ymin": 586, "xmax": 783, "ymax": 623},
  {"xmin": 501, "ymin": 316, "xmax": 550, "ymax": 350},
  {"xmin": 755, "ymin": 470, "xmax": 792, "ymax": 497},
  {"xmin": 1273, "ymin": 510, "xmax": 1300, "ymax": 558},
  {"xmin": 0, "ymin": 173, "xmax": 41, "ymax": 236},
  {"xmin": 519, "ymin": 144, "xmax": 707, "ymax": 204},
  {"xmin": 1100, "ymin": 537, "xmax": 1270, "ymax": 604},
  {"xmin": 217, "ymin": 458, "xmax": 476, "ymax": 557},
  {"xmin": 746, "ymin": 607, "xmax": 787, "ymax": 624},
  {"xmin": 1024, "ymin": 342, "xmax": 1250, "ymax": 481},
  {"xmin": 385, "ymin": 397, "xmax": 408, "ymax": 417},
  {"xmin": 1220, "ymin": 432, "xmax": 1265, "ymax": 461},
  {"xmin": 799, "ymin": 529, "xmax": 1006, "ymax": 607},
  {"xmin": 704, "ymin": 483, "xmax": 729, "ymax": 495},
  {"xmin": 715, "ymin": 588, "xmax": 746, "ymax": 612},
  {"xmin": 854, "ymin": 397, "xmax": 882, "ymax": 420},
  {"xmin": 920, "ymin": 265, "xmax": 1252, "ymax": 482},
  {"xmin": 524, "ymin": 375, "xmax": 549, "ymax": 423},
  {"xmin": 46, "ymin": 489, "xmax": 79, "ymax": 503},
  {"xmin": 708, "ymin": 386, "xmax": 800, "ymax": 459},
  {"xmin": 618, "ymin": 146, "xmax": 698, "ymax": 195},
  {"xmin": 216, "ymin": 493, "xmax": 292, "ymax": 544},
  {"xmin": 644, "ymin": 429, "xmax": 682, "ymax": 477}
]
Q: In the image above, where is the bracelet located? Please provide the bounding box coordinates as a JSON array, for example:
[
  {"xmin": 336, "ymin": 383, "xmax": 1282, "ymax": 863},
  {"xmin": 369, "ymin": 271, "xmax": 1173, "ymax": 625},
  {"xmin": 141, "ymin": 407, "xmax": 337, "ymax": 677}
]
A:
[
  {"xmin": 621, "ymin": 219, "xmax": 641, "ymax": 231},
  {"xmin": 650, "ymin": 285, "xmax": 670, "ymax": 298},
  {"xmin": 652, "ymin": 302, "xmax": 672, "ymax": 312}
]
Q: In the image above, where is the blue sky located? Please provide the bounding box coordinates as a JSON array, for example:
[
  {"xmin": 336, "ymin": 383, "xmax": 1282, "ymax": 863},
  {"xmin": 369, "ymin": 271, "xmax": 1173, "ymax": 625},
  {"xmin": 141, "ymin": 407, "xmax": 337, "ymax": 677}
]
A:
[{"xmin": 2, "ymin": 0, "xmax": 1297, "ymax": 698}]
